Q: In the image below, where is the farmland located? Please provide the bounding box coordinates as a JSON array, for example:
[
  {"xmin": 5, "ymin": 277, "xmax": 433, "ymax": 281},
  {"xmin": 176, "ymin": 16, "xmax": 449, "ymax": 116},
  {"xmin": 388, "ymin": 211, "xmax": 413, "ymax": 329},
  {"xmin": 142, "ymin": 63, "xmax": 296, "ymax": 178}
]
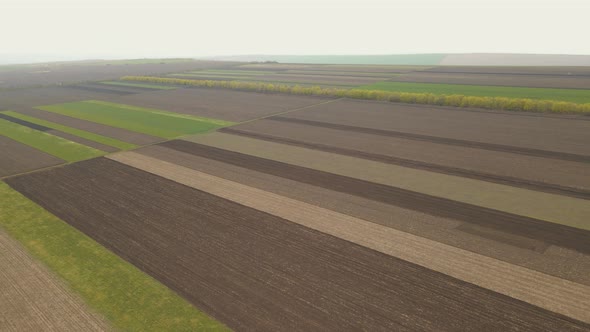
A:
[{"xmin": 1, "ymin": 59, "xmax": 590, "ymax": 331}]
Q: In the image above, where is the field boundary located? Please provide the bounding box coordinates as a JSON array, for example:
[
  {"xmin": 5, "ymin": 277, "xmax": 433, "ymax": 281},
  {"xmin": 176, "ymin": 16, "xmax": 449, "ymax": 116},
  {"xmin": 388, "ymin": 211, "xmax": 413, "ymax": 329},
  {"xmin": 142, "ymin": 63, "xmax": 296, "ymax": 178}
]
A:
[{"xmin": 121, "ymin": 76, "xmax": 590, "ymax": 114}]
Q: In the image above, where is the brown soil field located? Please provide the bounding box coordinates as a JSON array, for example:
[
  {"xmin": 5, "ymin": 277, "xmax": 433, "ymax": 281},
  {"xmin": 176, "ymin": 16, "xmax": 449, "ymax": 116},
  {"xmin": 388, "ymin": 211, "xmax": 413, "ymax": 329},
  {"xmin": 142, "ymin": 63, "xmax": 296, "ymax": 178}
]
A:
[
  {"xmin": 168, "ymin": 138, "xmax": 590, "ymax": 252},
  {"xmin": 245, "ymin": 73, "xmax": 385, "ymax": 85},
  {"xmin": 280, "ymin": 99, "xmax": 590, "ymax": 158},
  {"xmin": 391, "ymin": 71, "xmax": 590, "ymax": 89},
  {"xmin": 0, "ymin": 229, "xmax": 110, "ymax": 331},
  {"xmin": 0, "ymin": 136, "xmax": 63, "ymax": 178},
  {"xmin": 6, "ymin": 157, "xmax": 589, "ymax": 331},
  {"xmin": 134, "ymin": 144, "xmax": 590, "ymax": 285},
  {"xmin": 109, "ymin": 151, "xmax": 590, "ymax": 323},
  {"xmin": 0, "ymin": 60, "xmax": 237, "ymax": 89},
  {"xmin": 47, "ymin": 130, "xmax": 117, "ymax": 152},
  {"xmin": 0, "ymin": 86, "xmax": 113, "ymax": 110},
  {"xmin": 110, "ymin": 88, "xmax": 332, "ymax": 122},
  {"xmin": 14, "ymin": 108, "xmax": 161, "ymax": 145},
  {"xmin": 221, "ymin": 120, "xmax": 590, "ymax": 197}
]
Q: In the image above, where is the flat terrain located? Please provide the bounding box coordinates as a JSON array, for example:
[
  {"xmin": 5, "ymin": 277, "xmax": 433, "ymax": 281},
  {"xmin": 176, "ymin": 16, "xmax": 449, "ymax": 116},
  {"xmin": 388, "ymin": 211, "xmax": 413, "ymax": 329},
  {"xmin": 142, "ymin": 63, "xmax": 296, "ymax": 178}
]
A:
[
  {"xmin": 110, "ymin": 87, "xmax": 333, "ymax": 122},
  {"xmin": 2, "ymin": 60, "xmax": 590, "ymax": 331},
  {"xmin": 0, "ymin": 229, "xmax": 110, "ymax": 331},
  {"xmin": 7, "ymin": 158, "xmax": 589, "ymax": 331},
  {"xmin": 279, "ymin": 99, "xmax": 590, "ymax": 157},
  {"xmin": 0, "ymin": 136, "xmax": 63, "ymax": 178}
]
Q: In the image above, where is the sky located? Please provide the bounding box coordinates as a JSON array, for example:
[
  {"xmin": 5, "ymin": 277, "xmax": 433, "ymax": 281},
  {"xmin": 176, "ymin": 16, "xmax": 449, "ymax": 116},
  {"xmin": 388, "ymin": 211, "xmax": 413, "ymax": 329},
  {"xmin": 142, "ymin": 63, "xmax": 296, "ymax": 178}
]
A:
[{"xmin": 1, "ymin": 0, "xmax": 589, "ymax": 62}]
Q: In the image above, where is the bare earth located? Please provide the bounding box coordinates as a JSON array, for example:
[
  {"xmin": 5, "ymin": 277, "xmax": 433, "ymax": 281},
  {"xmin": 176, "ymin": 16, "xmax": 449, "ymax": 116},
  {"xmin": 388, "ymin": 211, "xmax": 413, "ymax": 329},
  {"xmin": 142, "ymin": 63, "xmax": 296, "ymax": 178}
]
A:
[
  {"xmin": 0, "ymin": 136, "xmax": 63, "ymax": 178},
  {"xmin": 0, "ymin": 229, "xmax": 110, "ymax": 331}
]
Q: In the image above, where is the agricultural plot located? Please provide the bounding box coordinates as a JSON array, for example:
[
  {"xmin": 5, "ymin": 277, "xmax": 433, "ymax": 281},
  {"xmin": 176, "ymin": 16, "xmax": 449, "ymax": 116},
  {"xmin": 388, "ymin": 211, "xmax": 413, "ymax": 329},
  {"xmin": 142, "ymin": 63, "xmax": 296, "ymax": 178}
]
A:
[
  {"xmin": 223, "ymin": 118, "xmax": 590, "ymax": 197},
  {"xmin": 6, "ymin": 157, "xmax": 589, "ymax": 331},
  {"xmin": 38, "ymin": 100, "xmax": 233, "ymax": 139},
  {"xmin": 0, "ymin": 136, "xmax": 63, "ymax": 178},
  {"xmin": 0, "ymin": 229, "xmax": 110, "ymax": 331},
  {"xmin": 279, "ymin": 99, "xmax": 590, "ymax": 157},
  {"xmin": 0, "ymin": 182, "xmax": 225, "ymax": 331},
  {"xmin": 360, "ymin": 81, "xmax": 590, "ymax": 103},
  {"xmin": 110, "ymin": 88, "xmax": 332, "ymax": 122},
  {"xmin": 390, "ymin": 71, "xmax": 590, "ymax": 89},
  {"xmin": 0, "ymin": 117, "xmax": 104, "ymax": 162}
]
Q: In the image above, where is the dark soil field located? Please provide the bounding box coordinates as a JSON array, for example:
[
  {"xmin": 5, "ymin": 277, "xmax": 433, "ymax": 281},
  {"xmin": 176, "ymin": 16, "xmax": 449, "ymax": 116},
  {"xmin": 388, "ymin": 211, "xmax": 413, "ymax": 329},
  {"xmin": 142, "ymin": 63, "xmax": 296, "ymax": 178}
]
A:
[
  {"xmin": 0, "ymin": 136, "xmax": 63, "ymax": 178},
  {"xmin": 14, "ymin": 108, "xmax": 161, "ymax": 145},
  {"xmin": 280, "ymin": 99, "xmax": 590, "ymax": 158},
  {"xmin": 6, "ymin": 157, "xmax": 588, "ymax": 332},
  {"xmin": 0, "ymin": 86, "xmax": 114, "ymax": 110},
  {"xmin": 134, "ymin": 144, "xmax": 590, "ymax": 285},
  {"xmin": 222, "ymin": 119, "xmax": 590, "ymax": 197},
  {"xmin": 110, "ymin": 88, "xmax": 333, "ymax": 122}
]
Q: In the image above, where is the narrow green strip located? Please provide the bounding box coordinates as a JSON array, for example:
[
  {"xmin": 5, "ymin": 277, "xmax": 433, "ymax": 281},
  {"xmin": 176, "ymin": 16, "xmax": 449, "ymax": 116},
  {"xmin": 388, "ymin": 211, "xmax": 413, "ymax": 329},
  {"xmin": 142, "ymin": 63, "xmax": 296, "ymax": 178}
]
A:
[
  {"xmin": 0, "ymin": 119, "xmax": 104, "ymax": 162},
  {"xmin": 360, "ymin": 81, "xmax": 590, "ymax": 104},
  {"xmin": 100, "ymin": 81, "xmax": 176, "ymax": 90},
  {"xmin": 0, "ymin": 182, "xmax": 228, "ymax": 331},
  {"xmin": 2, "ymin": 111, "xmax": 136, "ymax": 150}
]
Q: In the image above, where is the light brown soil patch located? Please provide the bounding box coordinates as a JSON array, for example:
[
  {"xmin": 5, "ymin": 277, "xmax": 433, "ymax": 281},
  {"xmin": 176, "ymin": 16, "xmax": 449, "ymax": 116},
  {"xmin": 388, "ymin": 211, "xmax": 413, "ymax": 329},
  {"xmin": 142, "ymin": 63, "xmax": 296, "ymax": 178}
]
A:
[{"xmin": 0, "ymin": 229, "xmax": 110, "ymax": 331}]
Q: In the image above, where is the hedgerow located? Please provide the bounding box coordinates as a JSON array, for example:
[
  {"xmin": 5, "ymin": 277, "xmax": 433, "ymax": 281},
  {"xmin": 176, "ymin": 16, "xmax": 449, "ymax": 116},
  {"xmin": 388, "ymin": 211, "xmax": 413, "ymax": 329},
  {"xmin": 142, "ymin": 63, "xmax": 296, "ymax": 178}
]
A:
[{"xmin": 121, "ymin": 76, "xmax": 590, "ymax": 114}]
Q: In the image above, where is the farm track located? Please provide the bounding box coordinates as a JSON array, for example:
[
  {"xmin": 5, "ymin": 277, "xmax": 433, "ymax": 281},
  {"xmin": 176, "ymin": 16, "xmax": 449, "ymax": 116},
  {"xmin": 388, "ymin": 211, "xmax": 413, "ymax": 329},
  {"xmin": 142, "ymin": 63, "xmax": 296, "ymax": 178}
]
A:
[
  {"xmin": 0, "ymin": 136, "xmax": 63, "ymax": 177},
  {"xmin": 280, "ymin": 99, "xmax": 590, "ymax": 156},
  {"xmin": 220, "ymin": 126, "xmax": 590, "ymax": 199},
  {"xmin": 0, "ymin": 229, "xmax": 110, "ymax": 332},
  {"xmin": 15, "ymin": 108, "xmax": 161, "ymax": 145},
  {"xmin": 166, "ymin": 139, "xmax": 590, "ymax": 252},
  {"xmin": 6, "ymin": 157, "xmax": 590, "ymax": 331},
  {"xmin": 135, "ymin": 144, "xmax": 590, "ymax": 285}
]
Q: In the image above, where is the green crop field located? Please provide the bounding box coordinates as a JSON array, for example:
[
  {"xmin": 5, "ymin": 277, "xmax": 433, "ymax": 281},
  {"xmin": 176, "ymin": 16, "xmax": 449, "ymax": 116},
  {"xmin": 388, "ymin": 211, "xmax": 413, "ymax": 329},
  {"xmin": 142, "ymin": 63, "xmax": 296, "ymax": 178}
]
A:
[
  {"xmin": 359, "ymin": 82, "xmax": 590, "ymax": 103},
  {"xmin": 2, "ymin": 111, "xmax": 136, "ymax": 150},
  {"xmin": 99, "ymin": 81, "xmax": 177, "ymax": 90},
  {"xmin": 0, "ymin": 182, "xmax": 227, "ymax": 331},
  {"xmin": 0, "ymin": 118, "xmax": 104, "ymax": 162},
  {"xmin": 38, "ymin": 100, "xmax": 235, "ymax": 139}
]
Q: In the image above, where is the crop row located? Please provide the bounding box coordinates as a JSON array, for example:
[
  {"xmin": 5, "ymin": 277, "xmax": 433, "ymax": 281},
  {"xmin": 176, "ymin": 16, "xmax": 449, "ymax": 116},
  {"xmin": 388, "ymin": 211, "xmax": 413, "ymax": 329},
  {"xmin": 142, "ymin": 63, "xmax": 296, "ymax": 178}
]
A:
[{"xmin": 121, "ymin": 76, "xmax": 590, "ymax": 114}]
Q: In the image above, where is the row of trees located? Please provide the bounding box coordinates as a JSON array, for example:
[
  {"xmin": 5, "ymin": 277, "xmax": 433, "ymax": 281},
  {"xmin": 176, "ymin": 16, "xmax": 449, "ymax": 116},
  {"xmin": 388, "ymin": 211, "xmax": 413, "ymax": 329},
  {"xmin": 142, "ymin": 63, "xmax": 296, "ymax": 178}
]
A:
[{"xmin": 121, "ymin": 76, "xmax": 590, "ymax": 114}]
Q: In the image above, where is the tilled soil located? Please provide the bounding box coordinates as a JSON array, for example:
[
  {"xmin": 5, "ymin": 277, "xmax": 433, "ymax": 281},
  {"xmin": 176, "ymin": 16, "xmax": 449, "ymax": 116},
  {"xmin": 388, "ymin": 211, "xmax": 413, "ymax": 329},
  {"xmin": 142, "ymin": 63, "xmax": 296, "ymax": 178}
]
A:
[
  {"xmin": 0, "ymin": 229, "xmax": 110, "ymax": 331},
  {"xmin": 110, "ymin": 87, "xmax": 333, "ymax": 122},
  {"xmin": 182, "ymin": 133, "xmax": 590, "ymax": 232},
  {"xmin": 6, "ymin": 157, "xmax": 589, "ymax": 331},
  {"xmin": 222, "ymin": 119, "xmax": 590, "ymax": 196},
  {"xmin": 14, "ymin": 108, "xmax": 161, "ymax": 145},
  {"xmin": 135, "ymin": 144, "xmax": 590, "ymax": 285},
  {"xmin": 0, "ymin": 136, "xmax": 63, "ymax": 178},
  {"xmin": 109, "ymin": 151, "xmax": 590, "ymax": 324},
  {"xmin": 280, "ymin": 99, "xmax": 590, "ymax": 157},
  {"xmin": 168, "ymin": 138, "xmax": 590, "ymax": 253}
]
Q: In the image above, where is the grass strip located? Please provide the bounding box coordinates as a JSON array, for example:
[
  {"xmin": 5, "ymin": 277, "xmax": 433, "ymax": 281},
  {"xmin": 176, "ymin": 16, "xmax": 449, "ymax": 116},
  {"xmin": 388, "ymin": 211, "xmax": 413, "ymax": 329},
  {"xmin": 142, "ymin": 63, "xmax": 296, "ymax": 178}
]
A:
[
  {"xmin": 37, "ymin": 101, "xmax": 234, "ymax": 139},
  {"xmin": 99, "ymin": 81, "xmax": 176, "ymax": 90},
  {"xmin": 122, "ymin": 76, "xmax": 590, "ymax": 114},
  {"xmin": 2, "ymin": 111, "xmax": 136, "ymax": 150},
  {"xmin": 360, "ymin": 81, "xmax": 590, "ymax": 104},
  {"xmin": 0, "ymin": 181, "xmax": 228, "ymax": 331},
  {"xmin": 0, "ymin": 118, "xmax": 104, "ymax": 162}
]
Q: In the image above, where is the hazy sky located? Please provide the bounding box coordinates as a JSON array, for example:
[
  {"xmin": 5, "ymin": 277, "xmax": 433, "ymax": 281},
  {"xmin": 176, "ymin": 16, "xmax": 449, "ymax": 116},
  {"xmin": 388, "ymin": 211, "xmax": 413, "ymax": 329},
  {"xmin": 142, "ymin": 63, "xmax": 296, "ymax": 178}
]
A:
[{"xmin": 2, "ymin": 0, "xmax": 589, "ymax": 60}]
